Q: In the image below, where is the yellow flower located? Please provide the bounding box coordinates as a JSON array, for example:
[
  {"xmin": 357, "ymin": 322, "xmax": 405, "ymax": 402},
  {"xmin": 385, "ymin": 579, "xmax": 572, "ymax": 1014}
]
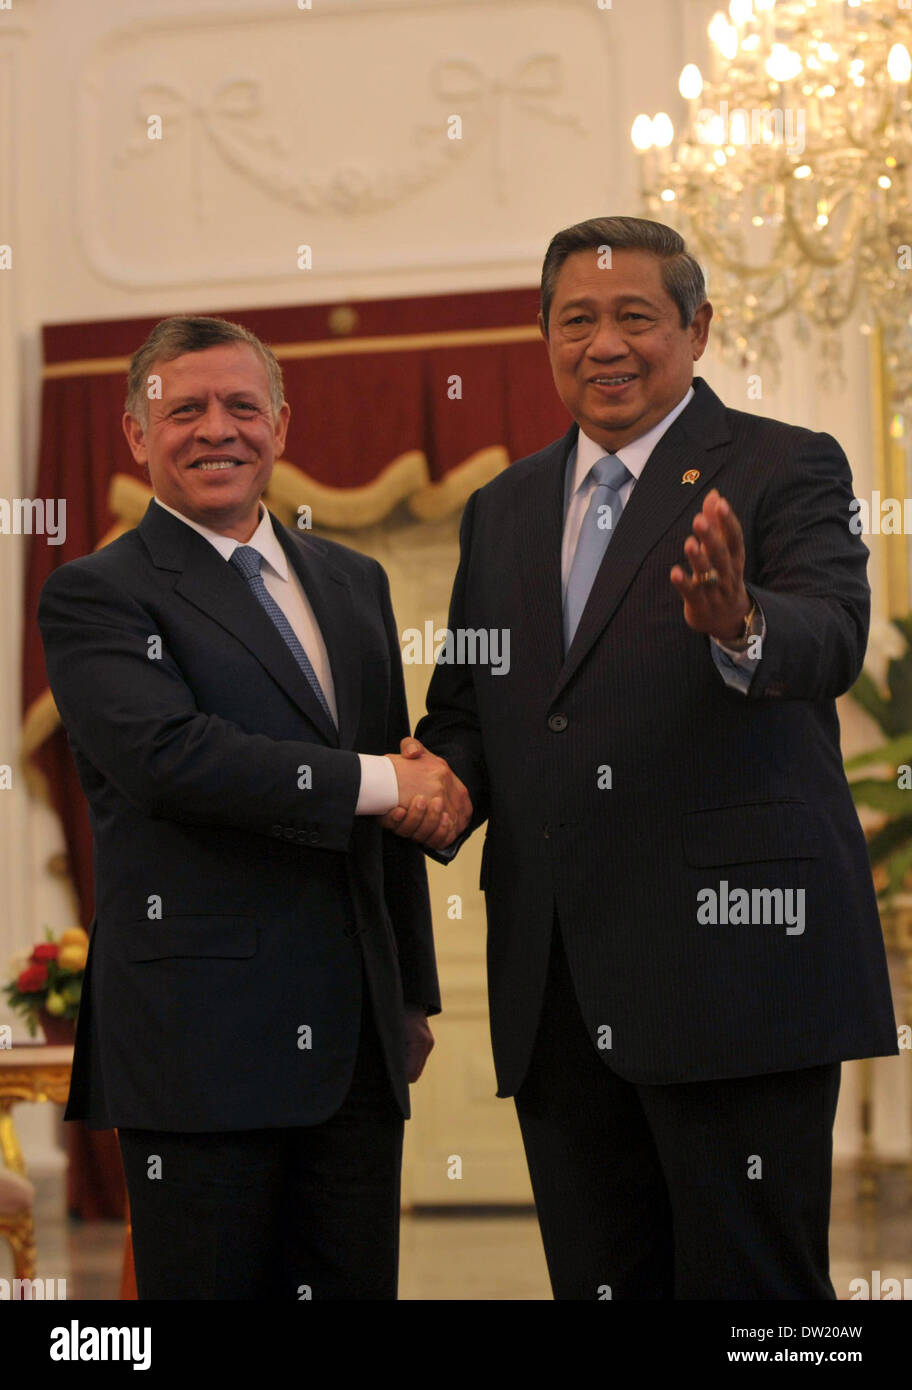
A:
[
  {"xmin": 57, "ymin": 943, "xmax": 88, "ymax": 973},
  {"xmin": 59, "ymin": 928, "xmax": 89, "ymax": 948},
  {"xmin": 45, "ymin": 991, "xmax": 67, "ymax": 1017}
]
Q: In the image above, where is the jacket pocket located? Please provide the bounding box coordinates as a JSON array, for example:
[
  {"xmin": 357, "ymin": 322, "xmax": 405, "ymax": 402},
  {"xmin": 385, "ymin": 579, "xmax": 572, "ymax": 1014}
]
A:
[
  {"xmin": 119, "ymin": 916, "xmax": 258, "ymax": 962},
  {"xmin": 682, "ymin": 801, "xmax": 821, "ymax": 868}
]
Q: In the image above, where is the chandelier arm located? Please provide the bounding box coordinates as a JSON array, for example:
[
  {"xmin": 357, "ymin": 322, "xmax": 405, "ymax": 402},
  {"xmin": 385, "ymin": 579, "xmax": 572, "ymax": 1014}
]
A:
[
  {"xmin": 707, "ymin": 262, "xmax": 816, "ymax": 331},
  {"xmin": 749, "ymin": 265, "xmax": 818, "ymax": 326},
  {"xmin": 684, "ymin": 216, "xmax": 794, "ymax": 279},
  {"xmin": 819, "ymin": 251, "xmax": 864, "ymax": 329},
  {"xmin": 841, "ymin": 87, "xmax": 894, "ymax": 151},
  {"xmin": 783, "ymin": 176, "xmax": 865, "ymax": 269}
]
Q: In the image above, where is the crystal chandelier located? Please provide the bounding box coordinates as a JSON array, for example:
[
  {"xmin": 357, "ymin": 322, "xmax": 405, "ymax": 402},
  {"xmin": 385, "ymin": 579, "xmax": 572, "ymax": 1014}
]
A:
[{"xmin": 631, "ymin": 0, "xmax": 912, "ymax": 404}]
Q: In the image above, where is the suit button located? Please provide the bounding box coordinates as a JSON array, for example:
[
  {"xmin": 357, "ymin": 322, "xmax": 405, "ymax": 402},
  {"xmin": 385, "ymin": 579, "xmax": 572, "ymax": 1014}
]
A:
[
  {"xmin": 308, "ymin": 831, "xmax": 320, "ymax": 844},
  {"xmin": 271, "ymin": 825, "xmax": 283, "ymax": 837},
  {"xmin": 294, "ymin": 830, "xmax": 307, "ymax": 844},
  {"xmin": 342, "ymin": 920, "xmax": 359, "ymax": 938},
  {"xmin": 547, "ymin": 713, "xmax": 568, "ymax": 732},
  {"xmin": 283, "ymin": 827, "xmax": 296, "ymax": 840}
]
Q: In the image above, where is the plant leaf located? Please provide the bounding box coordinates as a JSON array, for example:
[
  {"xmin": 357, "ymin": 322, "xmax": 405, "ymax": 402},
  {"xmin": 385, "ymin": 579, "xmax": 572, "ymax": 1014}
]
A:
[
  {"xmin": 849, "ymin": 668, "xmax": 892, "ymax": 732},
  {"xmin": 849, "ymin": 778, "xmax": 912, "ymax": 814},
  {"xmin": 845, "ymin": 732, "xmax": 912, "ymax": 773},
  {"xmin": 884, "ymin": 839, "xmax": 912, "ymax": 896},
  {"xmin": 864, "ymin": 816, "xmax": 912, "ymax": 867}
]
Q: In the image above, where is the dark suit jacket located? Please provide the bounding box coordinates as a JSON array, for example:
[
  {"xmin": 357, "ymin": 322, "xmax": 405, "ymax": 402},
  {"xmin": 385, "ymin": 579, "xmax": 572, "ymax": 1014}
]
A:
[
  {"xmin": 416, "ymin": 377, "xmax": 897, "ymax": 1091},
  {"xmin": 38, "ymin": 500, "xmax": 438, "ymax": 1131}
]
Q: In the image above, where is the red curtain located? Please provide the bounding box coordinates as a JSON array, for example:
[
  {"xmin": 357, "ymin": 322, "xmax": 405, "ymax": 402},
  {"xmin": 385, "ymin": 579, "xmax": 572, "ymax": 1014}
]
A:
[{"xmin": 22, "ymin": 286, "xmax": 570, "ymax": 1218}]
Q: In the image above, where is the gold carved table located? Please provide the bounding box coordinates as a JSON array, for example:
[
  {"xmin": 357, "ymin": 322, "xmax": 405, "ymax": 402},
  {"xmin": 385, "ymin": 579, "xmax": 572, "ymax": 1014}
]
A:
[{"xmin": 0, "ymin": 1044, "xmax": 74, "ymax": 1177}]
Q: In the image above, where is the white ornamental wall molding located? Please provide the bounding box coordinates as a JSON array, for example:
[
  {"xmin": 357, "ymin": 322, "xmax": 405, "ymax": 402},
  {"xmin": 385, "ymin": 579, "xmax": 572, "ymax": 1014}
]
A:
[
  {"xmin": 429, "ymin": 54, "xmax": 587, "ymax": 201},
  {"xmin": 75, "ymin": 0, "xmax": 615, "ymax": 288},
  {"xmin": 116, "ymin": 55, "xmax": 584, "ymax": 220}
]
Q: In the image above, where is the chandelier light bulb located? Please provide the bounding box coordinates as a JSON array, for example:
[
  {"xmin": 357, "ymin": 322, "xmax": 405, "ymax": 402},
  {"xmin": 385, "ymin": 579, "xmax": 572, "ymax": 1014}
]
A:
[
  {"xmin": 887, "ymin": 44, "xmax": 912, "ymax": 85},
  {"xmin": 766, "ymin": 44, "xmax": 789, "ymax": 80},
  {"xmin": 679, "ymin": 64, "xmax": 704, "ymax": 100},
  {"xmin": 730, "ymin": 111, "xmax": 750, "ymax": 144},
  {"xmin": 631, "ymin": 114, "xmax": 654, "ymax": 151},
  {"xmin": 729, "ymin": 0, "xmax": 753, "ymax": 24},
  {"xmin": 718, "ymin": 24, "xmax": 739, "ymax": 61},
  {"xmin": 707, "ymin": 114, "xmax": 726, "ymax": 146},
  {"xmin": 708, "ymin": 11, "xmax": 729, "ymax": 45},
  {"xmin": 793, "ymin": 165, "xmax": 812, "ymax": 179},
  {"xmin": 766, "ymin": 44, "xmax": 802, "ymax": 82},
  {"xmin": 651, "ymin": 112, "xmax": 674, "ymax": 148}
]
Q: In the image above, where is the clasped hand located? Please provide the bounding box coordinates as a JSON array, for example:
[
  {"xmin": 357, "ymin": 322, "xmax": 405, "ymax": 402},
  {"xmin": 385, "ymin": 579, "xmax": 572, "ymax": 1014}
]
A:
[{"xmin": 380, "ymin": 739, "xmax": 472, "ymax": 850}]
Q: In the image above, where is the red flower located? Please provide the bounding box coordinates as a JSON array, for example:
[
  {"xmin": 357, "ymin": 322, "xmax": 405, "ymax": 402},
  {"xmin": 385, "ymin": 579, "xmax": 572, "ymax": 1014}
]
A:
[
  {"xmin": 17, "ymin": 964, "xmax": 49, "ymax": 993},
  {"xmin": 31, "ymin": 943, "xmax": 59, "ymax": 962}
]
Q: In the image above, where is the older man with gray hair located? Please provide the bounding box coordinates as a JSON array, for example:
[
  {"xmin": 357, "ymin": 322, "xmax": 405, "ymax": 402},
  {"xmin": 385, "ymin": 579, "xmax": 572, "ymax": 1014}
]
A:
[{"xmin": 386, "ymin": 216, "xmax": 898, "ymax": 1300}]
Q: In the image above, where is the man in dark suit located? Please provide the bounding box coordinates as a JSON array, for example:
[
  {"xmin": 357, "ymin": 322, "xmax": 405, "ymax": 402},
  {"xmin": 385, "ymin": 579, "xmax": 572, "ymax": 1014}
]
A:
[
  {"xmin": 384, "ymin": 217, "xmax": 898, "ymax": 1299},
  {"xmin": 38, "ymin": 315, "xmax": 471, "ymax": 1300}
]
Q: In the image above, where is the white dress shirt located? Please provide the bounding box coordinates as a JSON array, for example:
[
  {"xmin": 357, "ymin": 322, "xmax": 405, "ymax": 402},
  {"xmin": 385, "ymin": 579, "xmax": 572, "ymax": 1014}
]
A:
[
  {"xmin": 561, "ymin": 386, "xmax": 764, "ymax": 690},
  {"xmin": 562, "ymin": 387, "xmax": 695, "ymax": 592},
  {"xmin": 152, "ymin": 497, "xmax": 398, "ymax": 813}
]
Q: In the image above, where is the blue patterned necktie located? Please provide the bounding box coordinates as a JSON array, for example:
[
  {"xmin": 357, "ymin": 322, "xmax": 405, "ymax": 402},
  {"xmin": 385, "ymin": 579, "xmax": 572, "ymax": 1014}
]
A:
[
  {"xmin": 229, "ymin": 544, "xmax": 335, "ymax": 726},
  {"xmin": 563, "ymin": 453, "xmax": 631, "ymax": 649}
]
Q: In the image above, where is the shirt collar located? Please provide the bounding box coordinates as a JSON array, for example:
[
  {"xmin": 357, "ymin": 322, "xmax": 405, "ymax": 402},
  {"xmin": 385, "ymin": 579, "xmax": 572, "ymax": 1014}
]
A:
[
  {"xmin": 152, "ymin": 496, "xmax": 290, "ymax": 580},
  {"xmin": 571, "ymin": 384, "xmax": 695, "ymax": 495}
]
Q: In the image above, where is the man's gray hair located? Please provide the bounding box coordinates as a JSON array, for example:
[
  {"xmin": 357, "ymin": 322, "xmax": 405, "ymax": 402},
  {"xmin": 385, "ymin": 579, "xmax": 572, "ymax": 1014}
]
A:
[
  {"xmin": 125, "ymin": 316, "xmax": 285, "ymax": 426},
  {"xmin": 540, "ymin": 216, "xmax": 707, "ymax": 332}
]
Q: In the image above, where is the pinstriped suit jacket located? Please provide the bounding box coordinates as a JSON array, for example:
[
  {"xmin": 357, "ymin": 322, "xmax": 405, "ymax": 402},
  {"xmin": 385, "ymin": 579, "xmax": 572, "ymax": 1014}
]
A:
[{"xmin": 417, "ymin": 376, "xmax": 897, "ymax": 1090}]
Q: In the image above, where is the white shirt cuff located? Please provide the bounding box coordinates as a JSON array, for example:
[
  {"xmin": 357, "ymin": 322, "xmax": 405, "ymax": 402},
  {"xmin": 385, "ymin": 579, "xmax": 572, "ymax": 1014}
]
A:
[
  {"xmin": 710, "ymin": 603, "xmax": 766, "ymax": 693},
  {"xmin": 711, "ymin": 602, "xmax": 766, "ymax": 660},
  {"xmin": 356, "ymin": 754, "xmax": 400, "ymax": 815}
]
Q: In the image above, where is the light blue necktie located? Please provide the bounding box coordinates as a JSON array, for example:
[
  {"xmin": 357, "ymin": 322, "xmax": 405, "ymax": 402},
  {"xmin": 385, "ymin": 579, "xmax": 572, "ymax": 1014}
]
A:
[
  {"xmin": 229, "ymin": 544, "xmax": 335, "ymax": 726},
  {"xmin": 563, "ymin": 453, "xmax": 631, "ymax": 649}
]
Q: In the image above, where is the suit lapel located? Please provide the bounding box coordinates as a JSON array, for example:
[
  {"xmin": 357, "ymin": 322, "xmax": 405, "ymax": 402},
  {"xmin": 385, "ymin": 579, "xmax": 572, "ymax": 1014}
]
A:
[
  {"xmin": 274, "ymin": 521, "xmax": 362, "ymax": 751},
  {"xmin": 551, "ymin": 379, "xmax": 733, "ymax": 703},
  {"xmin": 517, "ymin": 427, "xmax": 576, "ymax": 690},
  {"xmin": 138, "ymin": 503, "xmax": 340, "ymax": 746}
]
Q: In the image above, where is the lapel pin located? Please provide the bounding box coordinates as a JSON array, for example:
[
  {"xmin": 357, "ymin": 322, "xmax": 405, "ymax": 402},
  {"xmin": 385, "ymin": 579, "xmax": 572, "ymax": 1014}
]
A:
[{"xmin": 682, "ymin": 469, "xmax": 700, "ymax": 485}]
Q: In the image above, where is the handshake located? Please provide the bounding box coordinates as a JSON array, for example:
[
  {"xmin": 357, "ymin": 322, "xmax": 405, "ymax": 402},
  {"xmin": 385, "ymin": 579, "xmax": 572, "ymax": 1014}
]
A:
[{"xmin": 381, "ymin": 737, "xmax": 472, "ymax": 850}]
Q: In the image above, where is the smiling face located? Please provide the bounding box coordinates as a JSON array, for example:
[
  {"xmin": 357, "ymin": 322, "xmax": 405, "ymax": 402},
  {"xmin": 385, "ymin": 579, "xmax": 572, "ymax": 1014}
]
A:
[
  {"xmin": 122, "ymin": 342, "xmax": 290, "ymax": 541},
  {"xmin": 540, "ymin": 247, "xmax": 712, "ymax": 452}
]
